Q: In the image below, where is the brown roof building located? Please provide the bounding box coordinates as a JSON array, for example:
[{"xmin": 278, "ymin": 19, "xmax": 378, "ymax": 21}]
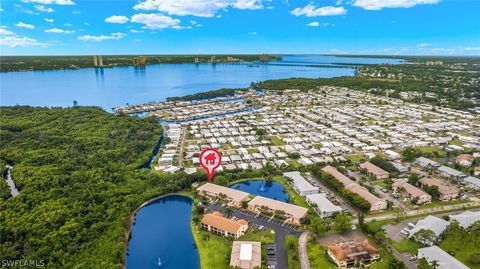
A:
[
  {"xmin": 322, "ymin": 165, "xmax": 387, "ymax": 211},
  {"xmin": 197, "ymin": 182, "xmax": 250, "ymax": 207},
  {"xmin": 359, "ymin": 162, "xmax": 389, "ymax": 179},
  {"xmin": 247, "ymin": 196, "xmax": 308, "ymax": 225},
  {"xmin": 393, "ymin": 181, "xmax": 431, "ymax": 205},
  {"xmin": 201, "ymin": 211, "xmax": 248, "ymax": 239},
  {"xmin": 229, "ymin": 241, "xmax": 261, "ymax": 269},
  {"xmin": 327, "ymin": 239, "xmax": 381, "ymax": 268},
  {"xmin": 419, "ymin": 177, "xmax": 459, "ymax": 201}
]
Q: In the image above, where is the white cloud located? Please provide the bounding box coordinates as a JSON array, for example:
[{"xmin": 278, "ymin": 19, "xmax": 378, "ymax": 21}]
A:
[
  {"xmin": 0, "ymin": 28, "xmax": 15, "ymax": 36},
  {"xmin": 130, "ymin": 29, "xmax": 144, "ymax": 33},
  {"xmin": 44, "ymin": 18, "xmax": 54, "ymax": 23},
  {"xmin": 416, "ymin": 42, "xmax": 431, "ymax": 47},
  {"xmin": 351, "ymin": 0, "xmax": 439, "ymax": 10},
  {"xmin": 248, "ymin": 31, "xmax": 257, "ymax": 35},
  {"xmin": 291, "ymin": 4, "xmax": 347, "ymax": 16},
  {"xmin": 307, "ymin": 21, "xmax": 332, "ymax": 27},
  {"xmin": 15, "ymin": 22, "xmax": 35, "ymax": 29},
  {"xmin": 84, "ymin": 22, "xmax": 90, "ymax": 26},
  {"xmin": 45, "ymin": 28, "xmax": 75, "ymax": 34},
  {"xmin": 64, "ymin": 23, "xmax": 73, "ymax": 27},
  {"xmin": 34, "ymin": 5, "xmax": 55, "ymax": 12},
  {"xmin": 232, "ymin": 0, "xmax": 265, "ymax": 10},
  {"xmin": 105, "ymin": 15, "xmax": 129, "ymax": 24},
  {"xmin": 133, "ymin": 0, "xmax": 267, "ymax": 17},
  {"xmin": 21, "ymin": 0, "xmax": 75, "ymax": 5},
  {"xmin": 78, "ymin": 32, "xmax": 126, "ymax": 42},
  {"xmin": 130, "ymin": 13, "xmax": 181, "ymax": 29}
]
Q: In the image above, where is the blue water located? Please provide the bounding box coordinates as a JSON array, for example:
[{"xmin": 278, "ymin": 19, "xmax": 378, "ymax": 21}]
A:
[
  {"xmin": 230, "ymin": 180, "xmax": 289, "ymax": 202},
  {"xmin": 0, "ymin": 55, "xmax": 401, "ymax": 109},
  {"xmin": 126, "ymin": 195, "xmax": 199, "ymax": 269}
]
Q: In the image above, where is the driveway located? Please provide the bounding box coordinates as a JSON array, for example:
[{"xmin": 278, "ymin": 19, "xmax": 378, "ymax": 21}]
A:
[
  {"xmin": 206, "ymin": 203, "xmax": 301, "ymax": 269},
  {"xmin": 298, "ymin": 231, "xmax": 311, "ymax": 269}
]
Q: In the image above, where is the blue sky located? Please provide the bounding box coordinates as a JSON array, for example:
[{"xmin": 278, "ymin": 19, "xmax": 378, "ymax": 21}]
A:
[{"xmin": 0, "ymin": 0, "xmax": 479, "ymax": 55}]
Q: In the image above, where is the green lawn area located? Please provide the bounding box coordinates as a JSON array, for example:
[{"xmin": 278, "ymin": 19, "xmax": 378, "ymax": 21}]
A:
[
  {"xmin": 307, "ymin": 240, "xmax": 336, "ymax": 269},
  {"xmin": 269, "ymin": 135, "xmax": 286, "ymax": 146},
  {"xmin": 418, "ymin": 199, "xmax": 466, "ymax": 210},
  {"xmin": 285, "ymin": 235, "xmax": 301, "ymax": 269},
  {"xmin": 248, "ymin": 148, "xmax": 258, "ymax": 154},
  {"xmin": 448, "ymin": 139, "xmax": 463, "ymax": 146},
  {"xmin": 391, "ymin": 238, "xmax": 421, "ymax": 255},
  {"xmin": 418, "ymin": 146, "xmax": 447, "ymax": 158},
  {"xmin": 239, "ymin": 229, "xmax": 275, "ymax": 243},
  {"xmin": 439, "ymin": 230, "xmax": 480, "ymax": 269},
  {"xmin": 346, "ymin": 154, "xmax": 367, "ymax": 163},
  {"xmin": 191, "ymin": 224, "xmax": 232, "ymax": 269}
]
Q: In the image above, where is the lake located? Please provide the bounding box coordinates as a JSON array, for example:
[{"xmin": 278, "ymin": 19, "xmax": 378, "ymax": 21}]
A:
[
  {"xmin": 0, "ymin": 55, "xmax": 401, "ymax": 109},
  {"xmin": 230, "ymin": 179, "xmax": 289, "ymax": 202},
  {"xmin": 126, "ymin": 195, "xmax": 199, "ymax": 269}
]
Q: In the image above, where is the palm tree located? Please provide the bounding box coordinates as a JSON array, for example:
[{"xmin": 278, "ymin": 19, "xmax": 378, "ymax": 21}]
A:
[
  {"xmin": 192, "ymin": 215, "xmax": 200, "ymax": 232},
  {"xmin": 224, "ymin": 207, "xmax": 234, "ymax": 218}
]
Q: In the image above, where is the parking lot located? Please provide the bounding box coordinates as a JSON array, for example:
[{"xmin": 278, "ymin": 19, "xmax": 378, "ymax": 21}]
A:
[{"xmin": 206, "ymin": 202, "xmax": 301, "ymax": 269}]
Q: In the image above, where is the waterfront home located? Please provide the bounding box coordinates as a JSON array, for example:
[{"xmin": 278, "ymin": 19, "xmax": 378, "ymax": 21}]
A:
[
  {"xmin": 449, "ymin": 211, "xmax": 480, "ymax": 228},
  {"xmin": 229, "ymin": 241, "xmax": 262, "ymax": 269},
  {"xmin": 418, "ymin": 246, "xmax": 469, "ymax": 269},
  {"xmin": 392, "ymin": 181, "xmax": 432, "ymax": 205},
  {"xmin": 418, "ymin": 177, "xmax": 459, "ymax": 200},
  {"xmin": 327, "ymin": 239, "xmax": 380, "ymax": 268},
  {"xmin": 359, "ymin": 162, "xmax": 390, "ymax": 179},
  {"xmin": 201, "ymin": 211, "xmax": 248, "ymax": 239},
  {"xmin": 305, "ymin": 193, "xmax": 342, "ymax": 218},
  {"xmin": 409, "ymin": 215, "xmax": 449, "ymax": 246},
  {"xmin": 283, "ymin": 171, "xmax": 319, "ymax": 196},
  {"xmin": 247, "ymin": 196, "xmax": 308, "ymax": 225},
  {"xmin": 196, "ymin": 183, "xmax": 250, "ymax": 207}
]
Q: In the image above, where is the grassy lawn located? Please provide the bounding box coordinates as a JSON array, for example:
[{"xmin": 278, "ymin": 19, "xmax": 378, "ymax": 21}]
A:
[
  {"xmin": 269, "ymin": 135, "xmax": 286, "ymax": 146},
  {"xmin": 307, "ymin": 240, "xmax": 336, "ymax": 269},
  {"xmin": 247, "ymin": 148, "xmax": 258, "ymax": 154},
  {"xmin": 391, "ymin": 238, "xmax": 421, "ymax": 255},
  {"xmin": 239, "ymin": 228, "xmax": 275, "ymax": 243},
  {"xmin": 439, "ymin": 230, "xmax": 480, "ymax": 269},
  {"xmin": 287, "ymin": 159, "xmax": 300, "ymax": 168},
  {"xmin": 418, "ymin": 199, "xmax": 466, "ymax": 209},
  {"xmin": 448, "ymin": 139, "xmax": 463, "ymax": 146},
  {"xmin": 191, "ymin": 225, "xmax": 232, "ymax": 269},
  {"xmin": 285, "ymin": 235, "xmax": 301, "ymax": 269},
  {"xmin": 418, "ymin": 146, "xmax": 447, "ymax": 158},
  {"xmin": 346, "ymin": 154, "xmax": 367, "ymax": 163}
]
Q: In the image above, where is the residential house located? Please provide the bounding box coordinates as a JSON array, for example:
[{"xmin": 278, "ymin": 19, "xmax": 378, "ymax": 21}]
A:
[
  {"xmin": 197, "ymin": 183, "xmax": 250, "ymax": 207},
  {"xmin": 418, "ymin": 246, "xmax": 469, "ymax": 269},
  {"xmin": 247, "ymin": 196, "xmax": 308, "ymax": 225},
  {"xmin": 201, "ymin": 211, "xmax": 248, "ymax": 239},
  {"xmin": 359, "ymin": 162, "xmax": 389, "ymax": 179},
  {"xmin": 229, "ymin": 241, "xmax": 262, "ymax": 269},
  {"xmin": 327, "ymin": 240, "xmax": 381, "ymax": 268},
  {"xmin": 284, "ymin": 171, "xmax": 319, "ymax": 196},
  {"xmin": 409, "ymin": 215, "xmax": 449, "ymax": 246},
  {"xmin": 418, "ymin": 177, "xmax": 459, "ymax": 201},
  {"xmin": 392, "ymin": 181, "xmax": 432, "ymax": 204}
]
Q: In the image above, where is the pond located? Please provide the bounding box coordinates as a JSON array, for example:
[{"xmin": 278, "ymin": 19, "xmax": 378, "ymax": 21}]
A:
[
  {"xmin": 126, "ymin": 195, "xmax": 199, "ymax": 269},
  {"xmin": 229, "ymin": 179, "xmax": 289, "ymax": 202}
]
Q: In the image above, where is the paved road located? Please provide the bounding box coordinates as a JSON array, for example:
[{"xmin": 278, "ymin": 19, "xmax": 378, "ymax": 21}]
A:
[
  {"xmin": 298, "ymin": 231, "xmax": 311, "ymax": 269},
  {"xmin": 206, "ymin": 203, "xmax": 301, "ymax": 269},
  {"xmin": 4, "ymin": 165, "xmax": 19, "ymax": 197},
  {"xmin": 177, "ymin": 127, "xmax": 187, "ymax": 166}
]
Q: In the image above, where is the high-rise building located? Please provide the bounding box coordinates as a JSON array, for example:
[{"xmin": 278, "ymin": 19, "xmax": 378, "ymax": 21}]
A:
[
  {"xmin": 133, "ymin": 56, "xmax": 147, "ymax": 66},
  {"xmin": 93, "ymin": 55, "xmax": 103, "ymax": 67}
]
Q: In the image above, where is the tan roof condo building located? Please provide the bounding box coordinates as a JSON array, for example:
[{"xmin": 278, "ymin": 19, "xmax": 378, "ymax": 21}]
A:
[
  {"xmin": 419, "ymin": 177, "xmax": 459, "ymax": 201},
  {"xmin": 392, "ymin": 181, "xmax": 432, "ymax": 205},
  {"xmin": 247, "ymin": 196, "xmax": 308, "ymax": 225},
  {"xmin": 196, "ymin": 182, "xmax": 250, "ymax": 207},
  {"xmin": 322, "ymin": 165, "xmax": 387, "ymax": 212},
  {"xmin": 229, "ymin": 241, "xmax": 262, "ymax": 269},
  {"xmin": 201, "ymin": 211, "xmax": 248, "ymax": 239},
  {"xmin": 327, "ymin": 239, "xmax": 381, "ymax": 268},
  {"xmin": 359, "ymin": 162, "xmax": 389, "ymax": 179}
]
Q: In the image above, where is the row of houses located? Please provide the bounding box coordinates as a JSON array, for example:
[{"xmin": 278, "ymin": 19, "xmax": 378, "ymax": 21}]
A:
[{"xmin": 322, "ymin": 165, "xmax": 388, "ymax": 211}]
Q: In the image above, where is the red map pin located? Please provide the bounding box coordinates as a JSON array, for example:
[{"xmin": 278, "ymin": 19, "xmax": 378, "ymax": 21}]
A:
[{"xmin": 199, "ymin": 148, "xmax": 222, "ymax": 182}]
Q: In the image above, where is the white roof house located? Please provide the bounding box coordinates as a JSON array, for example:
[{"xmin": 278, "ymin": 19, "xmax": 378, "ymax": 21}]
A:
[
  {"xmin": 418, "ymin": 246, "xmax": 469, "ymax": 269},
  {"xmin": 409, "ymin": 215, "xmax": 449, "ymax": 245},
  {"xmin": 449, "ymin": 211, "xmax": 480, "ymax": 228},
  {"xmin": 283, "ymin": 171, "xmax": 318, "ymax": 196},
  {"xmin": 463, "ymin": 176, "xmax": 480, "ymax": 189},
  {"xmin": 306, "ymin": 193, "xmax": 342, "ymax": 218}
]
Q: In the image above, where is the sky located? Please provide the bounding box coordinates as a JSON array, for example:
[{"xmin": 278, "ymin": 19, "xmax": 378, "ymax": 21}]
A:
[{"xmin": 0, "ymin": 0, "xmax": 479, "ymax": 55}]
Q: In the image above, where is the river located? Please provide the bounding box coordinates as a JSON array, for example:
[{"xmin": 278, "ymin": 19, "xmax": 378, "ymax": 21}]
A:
[{"xmin": 0, "ymin": 55, "xmax": 401, "ymax": 109}]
